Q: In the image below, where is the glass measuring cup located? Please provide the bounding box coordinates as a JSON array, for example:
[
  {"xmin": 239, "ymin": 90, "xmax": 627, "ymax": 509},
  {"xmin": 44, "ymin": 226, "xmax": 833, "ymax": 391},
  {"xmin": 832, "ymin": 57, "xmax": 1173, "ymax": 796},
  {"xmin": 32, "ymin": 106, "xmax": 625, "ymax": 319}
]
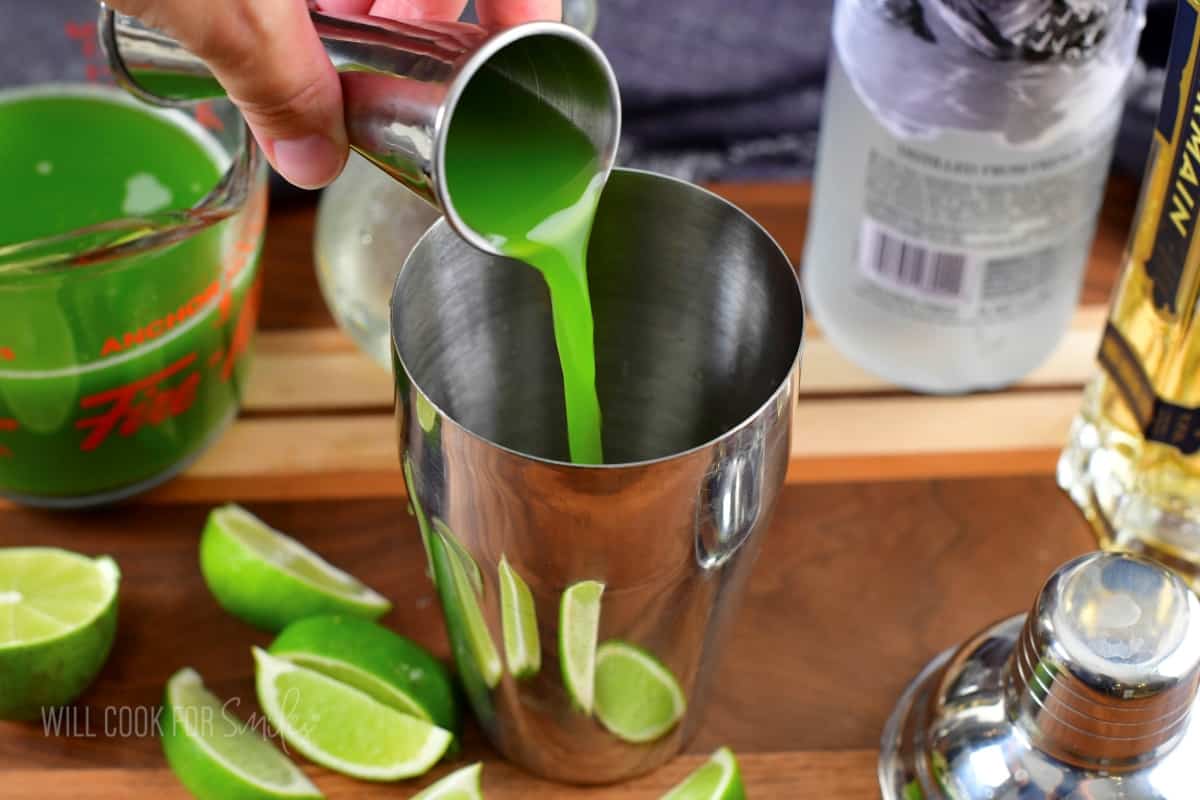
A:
[{"xmin": 0, "ymin": 6, "xmax": 268, "ymax": 506}]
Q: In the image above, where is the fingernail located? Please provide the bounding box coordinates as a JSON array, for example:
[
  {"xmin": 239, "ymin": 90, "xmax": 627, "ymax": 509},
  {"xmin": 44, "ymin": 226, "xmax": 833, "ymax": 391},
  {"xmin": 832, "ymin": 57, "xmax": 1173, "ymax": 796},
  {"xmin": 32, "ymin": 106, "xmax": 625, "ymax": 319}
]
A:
[{"xmin": 270, "ymin": 135, "xmax": 342, "ymax": 189}]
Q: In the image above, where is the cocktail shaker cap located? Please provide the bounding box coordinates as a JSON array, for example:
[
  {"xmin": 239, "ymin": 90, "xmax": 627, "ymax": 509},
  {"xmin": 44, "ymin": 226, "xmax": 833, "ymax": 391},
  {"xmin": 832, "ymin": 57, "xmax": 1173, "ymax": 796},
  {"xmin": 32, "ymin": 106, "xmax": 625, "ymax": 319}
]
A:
[{"xmin": 880, "ymin": 552, "xmax": 1200, "ymax": 799}]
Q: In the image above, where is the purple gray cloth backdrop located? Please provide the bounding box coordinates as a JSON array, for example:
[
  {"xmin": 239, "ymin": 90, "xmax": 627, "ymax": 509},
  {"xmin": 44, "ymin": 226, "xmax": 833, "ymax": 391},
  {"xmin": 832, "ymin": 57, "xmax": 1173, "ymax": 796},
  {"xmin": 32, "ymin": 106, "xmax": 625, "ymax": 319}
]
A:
[{"xmin": 0, "ymin": 0, "xmax": 1178, "ymax": 181}]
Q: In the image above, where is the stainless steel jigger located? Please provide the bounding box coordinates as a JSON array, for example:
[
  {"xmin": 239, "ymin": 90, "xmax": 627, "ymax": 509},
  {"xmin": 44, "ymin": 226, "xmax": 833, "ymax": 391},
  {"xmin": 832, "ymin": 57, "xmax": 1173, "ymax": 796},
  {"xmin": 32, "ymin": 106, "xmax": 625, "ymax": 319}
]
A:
[
  {"xmin": 881, "ymin": 552, "xmax": 1200, "ymax": 799},
  {"xmin": 97, "ymin": 5, "xmax": 620, "ymax": 257}
]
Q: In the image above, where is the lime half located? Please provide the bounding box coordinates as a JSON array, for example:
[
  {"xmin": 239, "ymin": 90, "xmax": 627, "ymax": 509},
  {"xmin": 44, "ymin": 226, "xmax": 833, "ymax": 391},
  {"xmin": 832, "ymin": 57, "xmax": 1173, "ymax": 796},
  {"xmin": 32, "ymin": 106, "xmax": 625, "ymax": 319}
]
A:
[
  {"xmin": 200, "ymin": 504, "xmax": 391, "ymax": 631},
  {"xmin": 253, "ymin": 648, "xmax": 452, "ymax": 781},
  {"xmin": 558, "ymin": 580, "xmax": 604, "ymax": 713},
  {"xmin": 594, "ymin": 641, "xmax": 686, "ymax": 743},
  {"xmin": 498, "ymin": 556, "xmax": 540, "ymax": 679},
  {"xmin": 662, "ymin": 748, "xmax": 746, "ymax": 800},
  {"xmin": 161, "ymin": 667, "xmax": 322, "ymax": 800},
  {"xmin": 0, "ymin": 548, "xmax": 119, "ymax": 720},
  {"xmin": 268, "ymin": 615, "xmax": 459, "ymax": 735},
  {"xmin": 412, "ymin": 762, "xmax": 483, "ymax": 800}
]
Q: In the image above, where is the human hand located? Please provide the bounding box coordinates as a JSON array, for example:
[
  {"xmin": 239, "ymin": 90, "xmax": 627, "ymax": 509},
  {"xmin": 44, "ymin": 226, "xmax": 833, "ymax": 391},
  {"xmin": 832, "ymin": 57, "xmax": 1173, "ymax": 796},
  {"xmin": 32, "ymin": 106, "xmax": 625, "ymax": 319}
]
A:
[{"xmin": 106, "ymin": 0, "xmax": 562, "ymax": 188}]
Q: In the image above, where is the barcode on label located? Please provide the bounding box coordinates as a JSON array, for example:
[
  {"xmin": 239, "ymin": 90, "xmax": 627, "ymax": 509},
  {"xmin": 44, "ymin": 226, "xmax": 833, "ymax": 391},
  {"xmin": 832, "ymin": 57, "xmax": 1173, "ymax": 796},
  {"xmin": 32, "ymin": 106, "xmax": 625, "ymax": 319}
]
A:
[{"xmin": 858, "ymin": 219, "xmax": 970, "ymax": 302}]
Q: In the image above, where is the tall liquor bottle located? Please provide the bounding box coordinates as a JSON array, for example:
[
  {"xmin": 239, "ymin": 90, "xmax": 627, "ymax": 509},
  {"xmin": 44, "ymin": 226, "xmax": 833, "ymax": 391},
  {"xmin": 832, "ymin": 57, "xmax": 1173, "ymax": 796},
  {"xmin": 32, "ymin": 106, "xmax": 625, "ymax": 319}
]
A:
[
  {"xmin": 804, "ymin": 0, "xmax": 1145, "ymax": 393},
  {"xmin": 1060, "ymin": 0, "xmax": 1200, "ymax": 583}
]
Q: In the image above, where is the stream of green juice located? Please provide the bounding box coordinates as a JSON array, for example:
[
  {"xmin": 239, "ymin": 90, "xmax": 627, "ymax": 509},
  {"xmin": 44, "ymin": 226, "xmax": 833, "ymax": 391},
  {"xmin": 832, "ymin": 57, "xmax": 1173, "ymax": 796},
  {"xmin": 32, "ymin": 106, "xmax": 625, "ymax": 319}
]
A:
[
  {"xmin": 445, "ymin": 68, "xmax": 606, "ymax": 465},
  {"xmin": 0, "ymin": 86, "xmax": 263, "ymax": 501}
]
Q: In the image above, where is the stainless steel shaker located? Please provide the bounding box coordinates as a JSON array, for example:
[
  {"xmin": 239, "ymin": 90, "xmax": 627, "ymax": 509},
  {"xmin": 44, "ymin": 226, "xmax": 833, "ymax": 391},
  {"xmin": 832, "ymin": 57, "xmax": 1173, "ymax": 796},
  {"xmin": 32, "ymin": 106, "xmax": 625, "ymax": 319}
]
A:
[
  {"xmin": 881, "ymin": 551, "xmax": 1200, "ymax": 799},
  {"xmin": 98, "ymin": 5, "xmax": 620, "ymax": 257},
  {"xmin": 392, "ymin": 169, "xmax": 805, "ymax": 783}
]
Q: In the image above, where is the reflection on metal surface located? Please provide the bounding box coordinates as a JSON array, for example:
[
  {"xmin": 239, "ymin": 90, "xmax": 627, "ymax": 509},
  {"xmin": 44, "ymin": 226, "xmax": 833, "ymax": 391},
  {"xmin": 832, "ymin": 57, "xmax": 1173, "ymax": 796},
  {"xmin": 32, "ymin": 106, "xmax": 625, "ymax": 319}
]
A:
[
  {"xmin": 499, "ymin": 556, "xmax": 541, "ymax": 679},
  {"xmin": 594, "ymin": 640, "xmax": 686, "ymax": 744},
  {"xmin": 391, "ymin": 169, "xmax": 803, "ymax": 783},
  {"xmin": 881, "ymin": 552, "xmax": 1200, "ymax": 799}
]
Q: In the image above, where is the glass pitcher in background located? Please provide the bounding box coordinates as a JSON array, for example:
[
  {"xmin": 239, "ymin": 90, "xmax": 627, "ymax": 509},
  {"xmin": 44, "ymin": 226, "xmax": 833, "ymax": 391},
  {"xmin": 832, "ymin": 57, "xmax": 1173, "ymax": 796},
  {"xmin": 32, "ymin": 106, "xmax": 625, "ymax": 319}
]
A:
[{"xmin": 313, "ymin": 0, "xmax": 599, "ymax": 366}]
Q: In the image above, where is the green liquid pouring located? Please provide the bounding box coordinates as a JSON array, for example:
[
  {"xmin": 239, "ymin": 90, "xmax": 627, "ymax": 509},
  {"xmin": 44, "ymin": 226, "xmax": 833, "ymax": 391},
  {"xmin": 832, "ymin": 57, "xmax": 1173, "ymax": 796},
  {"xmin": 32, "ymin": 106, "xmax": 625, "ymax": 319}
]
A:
[
  {"xmin": 0, "ymin": 86, "xmax": 263, "ymax": 500},
  {"xmin": 445, "ymin": 68, "xmax": 606, "ymax": 465}
]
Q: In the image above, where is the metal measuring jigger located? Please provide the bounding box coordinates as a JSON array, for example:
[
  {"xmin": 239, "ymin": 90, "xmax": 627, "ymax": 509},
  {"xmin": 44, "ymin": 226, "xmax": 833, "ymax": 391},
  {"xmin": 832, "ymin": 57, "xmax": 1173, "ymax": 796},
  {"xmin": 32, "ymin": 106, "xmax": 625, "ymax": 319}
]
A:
[
  {"xmin": 880, "ymin": 552, "xmax": 1200, "ymax": 799},
  {"xmin": 97, "ymin": 5, "xmax": 620, "ymax": 256}
]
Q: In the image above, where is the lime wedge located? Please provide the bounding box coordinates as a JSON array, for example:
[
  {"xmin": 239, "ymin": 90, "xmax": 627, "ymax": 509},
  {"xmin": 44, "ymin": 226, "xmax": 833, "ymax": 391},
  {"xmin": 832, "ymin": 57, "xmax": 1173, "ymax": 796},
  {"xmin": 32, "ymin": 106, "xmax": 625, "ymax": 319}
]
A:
[
  {"xmin": 434, "ymin": 519, "xmax": 483, "ymax": 596},
  {"xmin": 558, "ymin": 580, "xmax": 604, "ymax": 713},
  {"xmin": 403, "ymin": 457, "xmax": 438, "ymax": 583},
  {"xmin": 415, "ymin": 392, "xmax": 439, "ymax": 434},
  {"xmin": 161, "ymin": 667, "xmax": 322, "ymax": 800},
  {"xmin": 662, "ymin": 748, "xmax": 746, "ymax": 800},
  {"xmin": 268, "ymin": 615, "xmax": 459, "ymax": 735},
  {"xmin": 594, "ymin": 641, "xmax": 686, "ymax": 743},
  {"xmin": 440, "ymin": 529, "xmax": 502, "ymax": 689},
  {"xmin": 253, "ymin": 648, "xmax": 452, "ymax": 781},
  {"xmin": 412, "ymin": 762, "xmax": 483, "ymax": 800},
  {"xmin": 200, "ymin": 504, "xmax": 391, "ymax": 631},
  {"xmin": 426, "ymin": 536, "xmax": 495, "ymax": 723},
  {"xmin": 498, "ymin": 556, "xmax": 540, "ymax": 679},
  {"xmin": 0, "ymin": 548, "xmax": 119, "ymax": 720}
]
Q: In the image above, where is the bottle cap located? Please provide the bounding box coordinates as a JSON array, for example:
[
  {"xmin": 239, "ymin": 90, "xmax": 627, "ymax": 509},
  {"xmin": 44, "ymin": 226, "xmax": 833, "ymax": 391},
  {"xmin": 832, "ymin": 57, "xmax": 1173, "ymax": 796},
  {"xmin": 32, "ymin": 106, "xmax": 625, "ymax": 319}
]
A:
[{"xmin": 880, "ymin": 552, "xmax": 1200, "ymax": 799}]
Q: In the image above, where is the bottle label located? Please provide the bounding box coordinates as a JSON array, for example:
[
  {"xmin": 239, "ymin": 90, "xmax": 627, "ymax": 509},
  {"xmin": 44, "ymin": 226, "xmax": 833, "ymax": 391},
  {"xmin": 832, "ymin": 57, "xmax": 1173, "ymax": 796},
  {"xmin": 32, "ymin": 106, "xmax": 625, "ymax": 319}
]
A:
[
  {"xmin": 1146, "ymin": 0, "xmax": 1200, "ymax": 316},
  {"xmin": 852, "ymin": 129, "xmax": 1116, "ymax": 324},
  {"xmin": 1099, "ymin": 0, "xmax": 1200, "ymax": 454}
]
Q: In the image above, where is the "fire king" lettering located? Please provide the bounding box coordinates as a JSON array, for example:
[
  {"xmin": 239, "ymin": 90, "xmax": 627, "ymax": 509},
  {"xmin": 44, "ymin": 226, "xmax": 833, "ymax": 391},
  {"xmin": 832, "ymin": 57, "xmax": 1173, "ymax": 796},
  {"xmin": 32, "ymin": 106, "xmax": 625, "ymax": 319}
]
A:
[
  {"xmin": 75, "ymin": 354, "xmax": 201, "ymax": 452},
  {"xmin": 99, "ymin": 281, "xmax": 222, "ymax": 358}
]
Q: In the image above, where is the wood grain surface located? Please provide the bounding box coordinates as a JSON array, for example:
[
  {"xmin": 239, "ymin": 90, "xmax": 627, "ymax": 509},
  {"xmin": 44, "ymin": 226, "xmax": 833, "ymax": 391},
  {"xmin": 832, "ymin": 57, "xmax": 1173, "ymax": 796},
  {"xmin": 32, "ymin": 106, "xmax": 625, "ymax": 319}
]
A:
[{"xmin": 0, "ymin": 176, "xmax": 1137, "ymax": 798}]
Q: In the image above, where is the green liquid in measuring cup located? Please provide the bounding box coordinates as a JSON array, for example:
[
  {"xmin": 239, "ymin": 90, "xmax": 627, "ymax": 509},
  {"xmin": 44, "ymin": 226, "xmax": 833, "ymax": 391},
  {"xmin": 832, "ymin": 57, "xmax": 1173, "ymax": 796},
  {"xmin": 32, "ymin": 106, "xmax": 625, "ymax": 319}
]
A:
[
  {"xmin": 445, "ymin": 68, "xmax": 606, "ymax": 465},
  {"xmin": 0, "ymin": 86, "xmax": 264, "ymax": 502}
]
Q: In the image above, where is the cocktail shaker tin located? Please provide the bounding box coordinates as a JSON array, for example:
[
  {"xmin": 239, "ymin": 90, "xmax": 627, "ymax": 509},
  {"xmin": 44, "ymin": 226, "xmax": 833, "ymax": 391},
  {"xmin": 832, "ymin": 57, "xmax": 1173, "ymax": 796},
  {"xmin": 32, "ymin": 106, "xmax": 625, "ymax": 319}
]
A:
[{"xmin": 881, "ymin": 552, "xmax": 1200, "ymax": 799}]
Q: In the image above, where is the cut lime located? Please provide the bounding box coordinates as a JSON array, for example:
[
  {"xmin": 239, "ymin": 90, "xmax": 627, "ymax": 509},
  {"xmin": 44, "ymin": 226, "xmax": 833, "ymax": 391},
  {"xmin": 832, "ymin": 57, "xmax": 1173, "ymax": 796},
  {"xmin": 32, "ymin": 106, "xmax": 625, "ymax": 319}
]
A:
[
  {"xmin": 268, "ymin": 615, "xmax": 459, "ymax": 735},
  {"xmin": 253, "ymin": 648, "xmax": 452, "ymax": 781},
  {"xmin": 662, "ymin": 748, "xmax": 746, "ymax": 800},
  {"xmin": 499, "ymin": 556, "xmax": 540, "ymax": 679},
  {"xmin": 0, "ymin": 548, "xmax": 119, "ymax": 720},
  {"xmin": 161, "ymin": 667, "xmax": 322, "ymax": 800},
  {"xmin": 558, "ymin": 580, "xmax": 604, "ymax": 713},
  {"xmin": 412, "ymin": 762, "xmax": 483, "ymax": 800},
  {"xmin": 440, "ymin": 529, "xmax": 501, "ymax": 689},
  {"xmin": 594, "ymin": 641, "xmax": 686, "ymax": 743},
  {"xmin": 200, "ymin": 504, "xmax": 391, "ymax": 631}
]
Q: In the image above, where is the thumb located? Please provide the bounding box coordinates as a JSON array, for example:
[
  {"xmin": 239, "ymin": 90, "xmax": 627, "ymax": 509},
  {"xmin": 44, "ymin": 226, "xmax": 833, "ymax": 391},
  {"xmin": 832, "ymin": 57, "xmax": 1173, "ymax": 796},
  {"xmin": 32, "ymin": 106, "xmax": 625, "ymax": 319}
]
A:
[{"xmin": 118, "ymin": 0, "xmax": 349, "ymax": 188}]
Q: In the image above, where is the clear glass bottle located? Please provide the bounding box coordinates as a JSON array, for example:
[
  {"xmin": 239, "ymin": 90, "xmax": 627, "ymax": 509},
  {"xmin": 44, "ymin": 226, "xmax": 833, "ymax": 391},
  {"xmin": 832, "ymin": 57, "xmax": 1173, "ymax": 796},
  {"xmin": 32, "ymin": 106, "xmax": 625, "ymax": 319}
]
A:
[
  {"xmin": 1059, "ymin": 0, "xmax": 1200, "ymax": 586},
  {"xmin": 314, "ymin": 1, "xmax": 598, "ymax": 366},
  {"xmin": 803, "ymin": 0, "xmax": 1145, "ymax": 393}
]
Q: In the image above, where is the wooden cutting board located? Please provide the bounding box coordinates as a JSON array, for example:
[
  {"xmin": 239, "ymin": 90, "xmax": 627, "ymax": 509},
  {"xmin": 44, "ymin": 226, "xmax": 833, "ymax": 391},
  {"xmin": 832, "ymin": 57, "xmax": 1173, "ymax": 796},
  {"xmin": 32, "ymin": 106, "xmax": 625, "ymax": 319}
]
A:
[{"xmin": 0, "ymin": 178, "xmax": 1136, "ymax": 798}]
